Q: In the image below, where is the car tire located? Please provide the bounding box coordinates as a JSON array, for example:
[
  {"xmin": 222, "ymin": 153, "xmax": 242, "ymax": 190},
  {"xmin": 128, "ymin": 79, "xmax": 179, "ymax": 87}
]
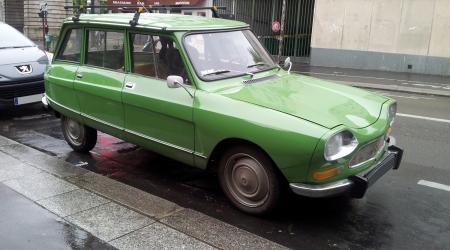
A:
[
  {"xmin": 61, "ymin": 116, "xmax": 97, "ymax": 153},
  {"xmin": 218, "ymin": 145, "xmax": 282, "ymax": 215}
]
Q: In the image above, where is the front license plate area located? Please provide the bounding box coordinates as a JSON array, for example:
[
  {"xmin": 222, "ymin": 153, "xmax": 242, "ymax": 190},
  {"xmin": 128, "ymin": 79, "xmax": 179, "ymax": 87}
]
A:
[
  {"xmin": 14, "ymin": 93, "xmax": 44, "ymax": 106},
  {"xmin": 350, "ymin": 146, "xmax": 403, "ymax": 198},
  {"xmin": 365, "ymin": 152, "xmax": 397, "ymax": 187}
]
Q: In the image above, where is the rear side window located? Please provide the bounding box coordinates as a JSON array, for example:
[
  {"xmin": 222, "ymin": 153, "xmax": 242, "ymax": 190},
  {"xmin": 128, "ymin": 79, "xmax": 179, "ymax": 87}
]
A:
[
  {"xmin": 130, "ymin": 33, "xmax": 157, "ymax": 78},
  {"xmin": 86, "ymin": 30, "xmax": 124, "ymax": 71},
  {"xmin": 56, "ymin": 28, "xmax": 82, "ymax": 62}
]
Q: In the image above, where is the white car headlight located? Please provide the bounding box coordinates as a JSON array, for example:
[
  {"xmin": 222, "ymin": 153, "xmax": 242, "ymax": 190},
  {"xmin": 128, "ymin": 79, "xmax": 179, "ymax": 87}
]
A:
[
  {"xmin": 324, "ymin": 130, "xmax": 359, "ymax": 161},
  {"xmin": 45, "ymin": 52, "xmax": 54, "ymax": 64},
  {"xmin": 388, "ymin": 103, "xmax": 397, "ymax": 126}
]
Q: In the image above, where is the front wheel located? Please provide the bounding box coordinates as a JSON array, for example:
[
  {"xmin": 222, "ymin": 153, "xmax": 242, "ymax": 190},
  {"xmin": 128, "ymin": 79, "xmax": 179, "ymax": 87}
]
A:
[
  {"xmin": 61, "ymin": 116, "xmax": 97, "ymax": 153},
  {"xmin": 218, "ymin": 146, "xmax": 282, "ymax": 215}
]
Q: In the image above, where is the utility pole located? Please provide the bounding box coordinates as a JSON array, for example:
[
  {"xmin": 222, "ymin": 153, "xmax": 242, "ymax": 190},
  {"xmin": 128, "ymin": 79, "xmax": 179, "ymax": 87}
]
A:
[
  {"xmin": 277, "ymin": 0, "xmax": 286, "ymax": 64},
  {"xmin": 38, "ymin": 1, "xmax": 48, "ymax": 51}
]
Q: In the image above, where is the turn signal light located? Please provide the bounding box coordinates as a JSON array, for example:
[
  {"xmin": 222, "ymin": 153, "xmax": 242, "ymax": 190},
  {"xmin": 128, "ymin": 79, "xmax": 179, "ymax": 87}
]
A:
[
  {"xmin": 387, "ymin": 127, "xmax": 393, "ymax": 137},
  {"xmin": 313, "ymin": 167, "xmax": 339, "ymax": 181}
]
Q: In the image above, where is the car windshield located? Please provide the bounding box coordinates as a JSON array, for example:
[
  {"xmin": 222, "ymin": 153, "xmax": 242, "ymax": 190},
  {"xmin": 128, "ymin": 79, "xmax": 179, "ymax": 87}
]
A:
[
  {"xmin": 184, "ymin": 30, "xmax": 277, "ymax": 80},
  {"xmin": 0, "ymin": 23, "xmax": 35, "ymax": 49}
]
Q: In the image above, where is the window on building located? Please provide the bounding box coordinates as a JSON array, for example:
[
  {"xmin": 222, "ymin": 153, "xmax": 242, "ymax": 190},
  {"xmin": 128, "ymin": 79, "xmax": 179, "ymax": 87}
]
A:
[
  {"xmin": 86, "ymin": 30, "xmax": 124, "ymax": 71},
  {"xmin": 56, "ymin": 28, "xmax": 82, "ymax": 62}
]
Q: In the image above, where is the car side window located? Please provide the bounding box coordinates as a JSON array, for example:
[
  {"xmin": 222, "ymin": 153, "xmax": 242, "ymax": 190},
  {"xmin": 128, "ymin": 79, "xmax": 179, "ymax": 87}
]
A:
[
  {"xmin": 56, "ymin": 28, "xmax": 82, "ymax": 62},
  {"xmin": 129, "ymin": 33, "xmax": 157, "ymax": 78},
  {"xmin": 86, "ymin": 30, "xmax": 124, "ymax": 71},
  {"xmin": 153, "ymin": 36, "xmax": 190, "ymax": 84}
]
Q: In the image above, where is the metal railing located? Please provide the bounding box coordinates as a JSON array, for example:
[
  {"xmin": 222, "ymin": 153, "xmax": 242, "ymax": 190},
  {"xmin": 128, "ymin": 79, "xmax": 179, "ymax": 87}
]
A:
[{"xmin": 214, "ymin": 0, "xmax": 315, "ymax": 62}]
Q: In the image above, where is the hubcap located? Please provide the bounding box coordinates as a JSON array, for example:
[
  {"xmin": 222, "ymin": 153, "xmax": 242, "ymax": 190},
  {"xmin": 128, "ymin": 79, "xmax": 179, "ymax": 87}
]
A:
[
  {"xmin": 64, "ymin": 118, "xmax": 84, "ymax": 147},
  {"xmin": 224, "ymin": 153, "xmax": 270, "ymax": 208}
]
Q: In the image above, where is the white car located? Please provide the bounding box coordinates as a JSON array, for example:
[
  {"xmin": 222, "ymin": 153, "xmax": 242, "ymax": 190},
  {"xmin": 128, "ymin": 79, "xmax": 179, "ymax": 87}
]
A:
[{"xmin": 0, "ymin": 22, "xmax": 52, "ymax": 108}]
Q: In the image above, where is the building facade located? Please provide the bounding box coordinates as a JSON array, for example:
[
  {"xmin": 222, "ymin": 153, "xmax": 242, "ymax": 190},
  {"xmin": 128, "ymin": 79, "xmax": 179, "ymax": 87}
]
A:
[
  {"xmin": 0, "ymin": 0, "xmax": 72, "ymax": 43},
  {"xmin": 2, "ymin": 0, "xmax": 449, "ymax": 76},
  {"xmin": 310, "ymin": 0, "xmax": 450, "ymax": 76}
]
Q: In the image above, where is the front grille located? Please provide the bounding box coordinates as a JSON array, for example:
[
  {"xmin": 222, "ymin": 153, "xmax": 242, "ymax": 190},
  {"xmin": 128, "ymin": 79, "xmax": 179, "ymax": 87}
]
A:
[
  {"xmin": 0, "ymin": 78, "xmax": 44, "ymax": 99},
  {"xmin": 349, "ymin": 136, "xmax": 386, "ymax": 168}
]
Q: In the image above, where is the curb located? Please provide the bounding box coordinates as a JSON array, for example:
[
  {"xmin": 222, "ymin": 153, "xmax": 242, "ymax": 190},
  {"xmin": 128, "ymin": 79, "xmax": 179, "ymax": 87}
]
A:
[
  {"xmin": 335, "ymin": 80, "xmax": 450, "ymax": 97},
  {"xmin": 0, "ymin": 136, "xmax": 288, "ymax": 250}
]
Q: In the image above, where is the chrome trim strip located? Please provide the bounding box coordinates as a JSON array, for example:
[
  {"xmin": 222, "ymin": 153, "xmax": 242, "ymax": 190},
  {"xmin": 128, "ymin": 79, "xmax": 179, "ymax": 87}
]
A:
[
  {"xmin": 194, "ymin": 152, "xmax": 208, "ymax": 159},
  {"xmin": 289, "ymin": 179, "xmax": 353, "ymax": 198},
  {"xmin": 84, "ymin": 113, "xmax": 124, "ymax": 131},
  {"xmin": 48, "ymin": 96, "xmax": 207, "ymax": 159},
  {"xmin": 125, "ymin": 129, "xmax": 193, "ymax": 154},
  {"xmin": 47, "ymin": 96, "xmax": 80, "ymax": 115}
]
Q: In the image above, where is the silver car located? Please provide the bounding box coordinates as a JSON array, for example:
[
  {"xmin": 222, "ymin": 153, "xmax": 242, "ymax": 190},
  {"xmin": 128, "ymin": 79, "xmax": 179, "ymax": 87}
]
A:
[{"xmin": 0, "ymin": 22, "xmax": 52, "ymax": 107}]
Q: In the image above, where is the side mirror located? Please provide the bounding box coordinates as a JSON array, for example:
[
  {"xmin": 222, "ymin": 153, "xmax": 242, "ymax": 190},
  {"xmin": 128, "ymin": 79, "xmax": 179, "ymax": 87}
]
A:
[
  {"xmin": 167, "ymin": 75, "xmax": 183, "ymax": 88},
  {"xmin": 283, "ymin": 57, "xmax": 291, "ymax": 68},
  {"xmin": 284, "ymin": 57, "xmax": 292, "ymax": 74}
]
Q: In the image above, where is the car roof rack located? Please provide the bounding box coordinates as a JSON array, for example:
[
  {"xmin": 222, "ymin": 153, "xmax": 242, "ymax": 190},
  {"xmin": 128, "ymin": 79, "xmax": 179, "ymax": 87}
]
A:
[{"xmin": 64, "ymin": 5, "xmax": 226, "ymax": 25}]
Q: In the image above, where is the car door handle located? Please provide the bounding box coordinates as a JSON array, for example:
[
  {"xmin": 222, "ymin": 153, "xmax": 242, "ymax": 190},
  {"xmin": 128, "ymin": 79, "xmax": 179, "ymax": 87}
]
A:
[
  {"xmin": 125, "ymin": 82, "xmax": 135, "ymax": 89},
  {"xmin": 76, "ymin": 73, "xmax": 83, "ymax": 79}
]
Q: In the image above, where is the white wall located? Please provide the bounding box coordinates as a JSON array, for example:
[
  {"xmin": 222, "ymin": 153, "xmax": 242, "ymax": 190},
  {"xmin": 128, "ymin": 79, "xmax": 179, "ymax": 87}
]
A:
[{"xmin": 311, "ymin": 0, "xmax": 450, "ymax": 58}]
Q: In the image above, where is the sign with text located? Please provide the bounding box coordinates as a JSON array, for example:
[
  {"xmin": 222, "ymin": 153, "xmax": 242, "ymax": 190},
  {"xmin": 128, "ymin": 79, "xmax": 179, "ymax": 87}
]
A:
[{"xmin": 107, "ymin": 0, "xmax": 200, "ymax": 5}]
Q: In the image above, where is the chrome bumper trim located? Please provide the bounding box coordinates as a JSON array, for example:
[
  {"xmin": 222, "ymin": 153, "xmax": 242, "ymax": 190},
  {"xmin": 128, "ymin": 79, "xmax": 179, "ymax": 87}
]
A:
[
  {"xmin": 289, "ymin": 179, "xmax": 353, "ymax": 198},
  {"xmin": 290, "ymin": 145, "xmax": 403, "ymax": 198}
]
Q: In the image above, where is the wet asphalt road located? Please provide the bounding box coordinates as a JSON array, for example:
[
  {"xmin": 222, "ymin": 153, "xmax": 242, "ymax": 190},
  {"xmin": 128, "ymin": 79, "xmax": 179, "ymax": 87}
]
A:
[{"xmin": 0, "ymin": 90, "xmax": 449, "ymax": 249}]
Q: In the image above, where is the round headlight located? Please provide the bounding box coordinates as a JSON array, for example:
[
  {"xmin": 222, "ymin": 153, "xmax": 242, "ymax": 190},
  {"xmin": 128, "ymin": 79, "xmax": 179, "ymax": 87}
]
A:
[
  {"xmin": 388, "ymin": 103, "xmax": 397, "ymax": 126},
  {"xmin": 324, "ymin": 130, "xmax": 358, "ymax": 161}
]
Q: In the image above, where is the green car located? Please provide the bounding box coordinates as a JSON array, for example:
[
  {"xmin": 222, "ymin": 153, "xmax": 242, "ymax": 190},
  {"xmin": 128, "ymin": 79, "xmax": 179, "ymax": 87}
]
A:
[{"xmin": 44, "ymin": 12, "xmax": 403, "ymax": 215}]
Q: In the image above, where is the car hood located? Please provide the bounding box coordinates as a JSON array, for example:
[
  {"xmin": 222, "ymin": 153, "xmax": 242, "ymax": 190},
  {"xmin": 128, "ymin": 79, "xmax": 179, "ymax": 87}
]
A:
[
  {"xmin": 0, "ymin": 46, "xmax": 48, "ymax": 82},
  {"xmin": 220, "ymin": 73, "xmax": 389, "ymax": 129}
]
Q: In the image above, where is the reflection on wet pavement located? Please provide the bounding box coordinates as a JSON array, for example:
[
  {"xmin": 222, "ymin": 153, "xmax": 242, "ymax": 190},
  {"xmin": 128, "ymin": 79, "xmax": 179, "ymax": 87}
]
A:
[
  {"xmin": 0, "ymin": 183, "xmax": 115, "ymax": 250},
  {"xmin": 1, "ymin": 104, "xmax": 450, "ymax": 249}
]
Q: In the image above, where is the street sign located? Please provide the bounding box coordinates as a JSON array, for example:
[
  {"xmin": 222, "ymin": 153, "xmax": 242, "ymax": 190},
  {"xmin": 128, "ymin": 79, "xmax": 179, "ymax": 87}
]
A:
[
  {"xmin": 272, "ymin": 20, "xmax": 281, "ymax": 33},
  {"xmin": 39, "ymin": 1, "xmax": 48, "ymax": 12}
]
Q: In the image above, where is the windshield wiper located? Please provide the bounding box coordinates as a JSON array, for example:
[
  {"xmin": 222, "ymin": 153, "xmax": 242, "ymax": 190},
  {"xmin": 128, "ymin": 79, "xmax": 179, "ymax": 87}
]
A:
[
  {"xmin": 0, "ymin": 45, "xmax": 33, "ymax": 49},
  {"xmin": 202, "ymin": 69, "xmax": 255, "ymax": 79},
  {"xmin": 202, "ymin": 70, "xmax": 231, "ymax": 77},
  {"xmin": 247, "ymin": 62, "xmax": 269, "ymax": 68}
]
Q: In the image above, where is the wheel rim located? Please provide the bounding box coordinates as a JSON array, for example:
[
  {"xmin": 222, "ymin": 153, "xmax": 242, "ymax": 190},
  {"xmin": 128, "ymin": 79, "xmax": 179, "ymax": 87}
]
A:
[
  {"xmin": 224, "ymin": 153, "xmax": 270, "ymax": 208},
  {"xmin": 64, "ymin": 118, "xmax": 84, "ymax": 147}
]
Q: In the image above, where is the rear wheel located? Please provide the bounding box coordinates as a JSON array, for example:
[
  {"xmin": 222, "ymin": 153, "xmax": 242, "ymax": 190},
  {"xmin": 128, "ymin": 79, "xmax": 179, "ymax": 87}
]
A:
[
  {"xmin": 218, "ymin": 146, "xmax": 282, "ymax": 215},
  {"xmin": 61, "ymin": 116, "xmax": 97, "ymax": 153}
]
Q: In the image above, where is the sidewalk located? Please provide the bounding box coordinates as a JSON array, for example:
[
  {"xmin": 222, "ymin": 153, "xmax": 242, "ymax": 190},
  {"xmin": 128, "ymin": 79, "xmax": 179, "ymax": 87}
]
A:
[
  {"xmin": 293, "ymin": 64, "xmax": 450, "ymax": 97},
  {"xmin": 0, "ymin": 136, "xmax": 287, "ymax": 250}
]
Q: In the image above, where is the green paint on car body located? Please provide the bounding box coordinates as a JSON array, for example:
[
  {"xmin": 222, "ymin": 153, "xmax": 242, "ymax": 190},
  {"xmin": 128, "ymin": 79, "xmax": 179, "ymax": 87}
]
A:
[{"xmin": 46, "ymin": 13, "xmax": 398, "ymax": 196}]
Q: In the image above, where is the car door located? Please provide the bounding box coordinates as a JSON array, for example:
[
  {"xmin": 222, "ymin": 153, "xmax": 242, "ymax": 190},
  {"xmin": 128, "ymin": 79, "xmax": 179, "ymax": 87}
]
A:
[
  {"xmin": 122, "ymin": 32, "xmax": 195, "ymax": 165},
  {"xmin": 74, "ymin": 28, "xmax": 126, "ymax": 137},
  {"xmin": 46, "ymin": 27, "xmax": 82, "ymax": 118}
]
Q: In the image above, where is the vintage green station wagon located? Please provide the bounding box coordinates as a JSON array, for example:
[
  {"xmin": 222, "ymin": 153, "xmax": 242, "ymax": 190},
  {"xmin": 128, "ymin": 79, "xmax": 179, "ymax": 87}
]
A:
[{"xmin": 44, "ymin": 11, "xmax": 403, "ymax": 214}]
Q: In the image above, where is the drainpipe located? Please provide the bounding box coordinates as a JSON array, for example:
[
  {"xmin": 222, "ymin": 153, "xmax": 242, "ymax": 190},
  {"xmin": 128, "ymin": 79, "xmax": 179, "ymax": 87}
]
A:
[{"xmin": 277, "ymin": 0, "xmax": 286, "ymax": 63}]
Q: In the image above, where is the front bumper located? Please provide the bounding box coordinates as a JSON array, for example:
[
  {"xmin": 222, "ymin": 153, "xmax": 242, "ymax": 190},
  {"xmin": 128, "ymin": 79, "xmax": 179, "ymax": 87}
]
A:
[
  {"xmin": 290, "ymin": 145, "xmax": 403, "ymax": 198},
  {"xmin": 0, "ymin": 78, "xmax": 45, "ymax": 107}
]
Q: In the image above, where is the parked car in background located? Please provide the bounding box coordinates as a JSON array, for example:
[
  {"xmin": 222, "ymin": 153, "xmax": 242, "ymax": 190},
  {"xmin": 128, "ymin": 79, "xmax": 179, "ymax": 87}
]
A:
[
  {"xmin": 0, "ymin": 22, "xmax": 52, "ymax": 108},
  {"xmin": 44, "ymin": 13, "xmax": 403, "ymax": 215}
]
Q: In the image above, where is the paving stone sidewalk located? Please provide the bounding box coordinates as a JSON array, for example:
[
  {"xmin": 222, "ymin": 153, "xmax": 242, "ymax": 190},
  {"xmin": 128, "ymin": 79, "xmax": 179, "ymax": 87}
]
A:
[{"xmin": 0, "ymin": 135, "xmax": 288, "ymax": 250}]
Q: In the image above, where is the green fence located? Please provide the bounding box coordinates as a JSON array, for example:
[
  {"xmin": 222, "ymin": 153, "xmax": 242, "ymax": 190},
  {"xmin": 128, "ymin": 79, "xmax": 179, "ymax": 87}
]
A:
[{"xmin": 213, "ymin": 0, "xmax": 315, "ymax": 62}]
